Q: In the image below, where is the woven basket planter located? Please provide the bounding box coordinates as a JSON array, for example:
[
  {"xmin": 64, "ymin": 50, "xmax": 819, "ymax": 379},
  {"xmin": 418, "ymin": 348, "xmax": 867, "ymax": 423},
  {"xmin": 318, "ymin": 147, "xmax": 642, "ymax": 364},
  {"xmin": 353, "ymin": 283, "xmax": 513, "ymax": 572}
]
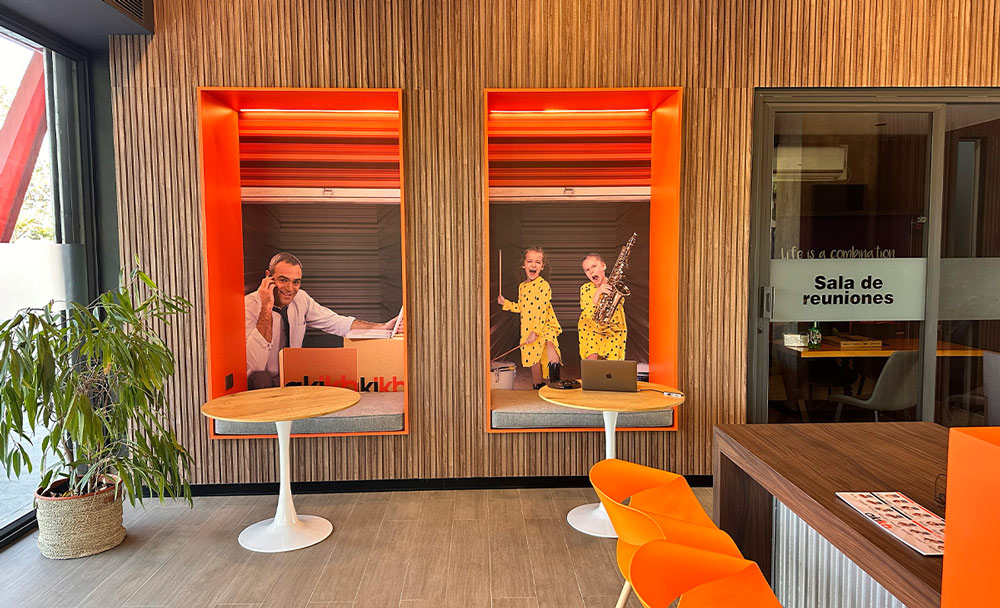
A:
[{"xmin": 34, "ymin": 480, "xmax": 126, "ymax": 559}]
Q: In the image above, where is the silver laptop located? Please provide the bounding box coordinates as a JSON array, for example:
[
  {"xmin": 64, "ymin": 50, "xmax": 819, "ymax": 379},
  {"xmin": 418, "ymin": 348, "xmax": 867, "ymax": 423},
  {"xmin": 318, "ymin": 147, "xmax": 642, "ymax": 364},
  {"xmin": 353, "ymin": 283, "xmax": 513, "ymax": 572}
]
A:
[
  {"xmin": 580, "ymin": 359, "xmax": 638, "ymax": 392},
  {"xmin": 345, "ymin": 305, "xmax": 404, "ymax": 339}
]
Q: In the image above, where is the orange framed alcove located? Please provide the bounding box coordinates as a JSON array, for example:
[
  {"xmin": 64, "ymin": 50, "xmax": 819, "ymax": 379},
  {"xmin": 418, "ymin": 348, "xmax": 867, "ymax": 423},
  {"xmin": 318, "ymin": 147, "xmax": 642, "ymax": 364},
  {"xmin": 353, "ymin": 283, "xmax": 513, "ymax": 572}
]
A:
[
  {"xmin": 197, "ymin": 87, "xmax": 409, "ymax": 440},
  {"xmin": 483, "ymin": 88, "xmax": 682, "ymax": 434}
]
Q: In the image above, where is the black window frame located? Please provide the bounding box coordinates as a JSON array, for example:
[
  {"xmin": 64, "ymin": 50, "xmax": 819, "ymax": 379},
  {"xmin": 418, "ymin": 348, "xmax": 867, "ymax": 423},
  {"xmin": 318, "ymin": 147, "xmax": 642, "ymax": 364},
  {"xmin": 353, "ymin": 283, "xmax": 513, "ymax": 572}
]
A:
[{"xmin": 0, "ymin": 12, "xmax": 103, "ymax": 549}]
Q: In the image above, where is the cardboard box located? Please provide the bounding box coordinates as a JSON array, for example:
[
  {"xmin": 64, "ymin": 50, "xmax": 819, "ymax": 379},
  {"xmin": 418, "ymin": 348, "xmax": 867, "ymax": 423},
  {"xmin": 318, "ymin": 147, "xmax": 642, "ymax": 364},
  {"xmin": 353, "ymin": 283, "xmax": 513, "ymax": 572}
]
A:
[
  {"xmin": 279, "ymin": 347, "xmax": 358, "ymax": 389},
  {"xmin": 343, "ymin": 335, "xmax": 406, "ymax": 393}
]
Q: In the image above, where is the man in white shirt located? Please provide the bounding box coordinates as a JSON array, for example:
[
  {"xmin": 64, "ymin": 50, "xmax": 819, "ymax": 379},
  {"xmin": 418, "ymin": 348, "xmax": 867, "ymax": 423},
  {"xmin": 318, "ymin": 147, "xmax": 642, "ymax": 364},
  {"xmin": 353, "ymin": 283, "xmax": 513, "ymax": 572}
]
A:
[{"xmin": 245, "ymin": 252, "xmax": 401, "ymax": 389}]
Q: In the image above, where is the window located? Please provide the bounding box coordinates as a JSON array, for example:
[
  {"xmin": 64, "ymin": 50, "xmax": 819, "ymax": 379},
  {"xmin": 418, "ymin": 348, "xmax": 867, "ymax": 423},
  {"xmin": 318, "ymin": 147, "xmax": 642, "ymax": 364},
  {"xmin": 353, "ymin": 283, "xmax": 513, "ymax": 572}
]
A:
[{"xmin": 0, "ymin": 26, "xmax": 96, "ymax": 537}]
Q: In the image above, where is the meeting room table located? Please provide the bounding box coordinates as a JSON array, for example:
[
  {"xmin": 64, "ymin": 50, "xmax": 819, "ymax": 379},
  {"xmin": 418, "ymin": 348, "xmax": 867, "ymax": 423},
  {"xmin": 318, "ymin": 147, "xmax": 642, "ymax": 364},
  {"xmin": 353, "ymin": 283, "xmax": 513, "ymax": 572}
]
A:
[{"xmin": 772, "ymin": 337, "xmax": 983, "ymax": 421}]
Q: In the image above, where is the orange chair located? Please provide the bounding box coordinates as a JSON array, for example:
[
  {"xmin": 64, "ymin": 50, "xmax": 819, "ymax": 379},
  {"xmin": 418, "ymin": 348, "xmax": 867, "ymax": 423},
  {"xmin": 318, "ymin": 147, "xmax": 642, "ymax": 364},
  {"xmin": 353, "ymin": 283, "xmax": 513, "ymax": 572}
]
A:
[
  {"xmin": 590, "ymin": 459, "xmax": 743, "ymax": 608},
  {"xmin": 629, "ymin": 539, "xmax": 781, "ymax": 607}
]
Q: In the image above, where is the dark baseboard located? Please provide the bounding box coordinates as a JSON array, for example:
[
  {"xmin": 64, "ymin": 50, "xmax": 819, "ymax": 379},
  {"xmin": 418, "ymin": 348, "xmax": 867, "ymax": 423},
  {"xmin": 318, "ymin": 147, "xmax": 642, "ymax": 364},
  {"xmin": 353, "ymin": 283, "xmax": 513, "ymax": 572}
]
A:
[
  {"xmin": 185, "ymin": 474, "xmax": 713, "ymax": 497},
  {"xmin": 687, "ymin": 475, "xmax": 713, "ymax": 487},
  {"xmin": 0, "ymin": 511, "xmax": 38, "ymax": 552}
]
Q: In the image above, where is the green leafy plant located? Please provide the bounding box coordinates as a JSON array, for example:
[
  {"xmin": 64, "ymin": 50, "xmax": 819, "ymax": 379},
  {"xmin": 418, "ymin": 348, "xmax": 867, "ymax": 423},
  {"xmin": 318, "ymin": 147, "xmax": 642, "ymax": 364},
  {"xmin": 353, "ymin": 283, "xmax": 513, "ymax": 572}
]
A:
[{"xmin": 0, "ymin": 268, "xmax": 193, "ymax": 505}]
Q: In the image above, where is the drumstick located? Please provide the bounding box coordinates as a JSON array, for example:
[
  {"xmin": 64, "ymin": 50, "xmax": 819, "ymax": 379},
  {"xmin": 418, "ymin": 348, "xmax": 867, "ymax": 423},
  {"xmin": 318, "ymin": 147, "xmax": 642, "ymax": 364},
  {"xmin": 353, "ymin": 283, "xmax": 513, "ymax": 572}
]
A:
[
  {"xmin": 495, "ymin": 342, "xmax": 527, "ymax": 360},
  {"xmin": 498, "ymin": 249, "xmax": 502, "ymax": 296}
]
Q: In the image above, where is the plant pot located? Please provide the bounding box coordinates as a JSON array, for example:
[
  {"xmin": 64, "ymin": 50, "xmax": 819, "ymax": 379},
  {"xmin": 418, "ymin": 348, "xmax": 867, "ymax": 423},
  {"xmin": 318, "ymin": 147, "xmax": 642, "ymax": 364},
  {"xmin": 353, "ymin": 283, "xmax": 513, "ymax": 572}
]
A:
[{"xmin": 34, "ymin": 479, "xmax": 126, "ymax": 559}]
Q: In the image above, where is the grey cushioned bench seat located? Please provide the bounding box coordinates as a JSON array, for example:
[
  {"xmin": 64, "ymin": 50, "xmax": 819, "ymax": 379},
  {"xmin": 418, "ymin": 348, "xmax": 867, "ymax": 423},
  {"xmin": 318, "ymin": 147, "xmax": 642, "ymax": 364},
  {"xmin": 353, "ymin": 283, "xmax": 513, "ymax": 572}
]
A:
[
  {"xmin": 490, "ymin": 390, "xmax": 673, "ymax": 429},
  {"xmin": 215, "ymin": 391, "xmax": 405, "ymax": 435}
]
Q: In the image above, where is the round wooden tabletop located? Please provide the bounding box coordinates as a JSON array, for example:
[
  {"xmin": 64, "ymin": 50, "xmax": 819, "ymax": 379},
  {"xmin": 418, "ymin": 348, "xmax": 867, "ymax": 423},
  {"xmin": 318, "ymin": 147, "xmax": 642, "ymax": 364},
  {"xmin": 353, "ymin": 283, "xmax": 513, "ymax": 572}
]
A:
[
  {"xmin": 538, "ymin": 381, "xmax": 684, "ymax": 413},
  {"xmin": 200, "ymin": 385, "xmax": 361, "ymax": 423}
]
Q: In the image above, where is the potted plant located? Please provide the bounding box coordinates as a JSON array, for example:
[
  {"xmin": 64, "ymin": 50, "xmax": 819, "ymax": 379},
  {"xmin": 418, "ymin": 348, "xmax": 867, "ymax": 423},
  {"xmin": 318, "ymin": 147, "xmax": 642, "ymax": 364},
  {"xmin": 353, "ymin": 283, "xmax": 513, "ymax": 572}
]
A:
[{"xmin": 0, "ymin": 268, "xmax": 193, "ymax": 559}]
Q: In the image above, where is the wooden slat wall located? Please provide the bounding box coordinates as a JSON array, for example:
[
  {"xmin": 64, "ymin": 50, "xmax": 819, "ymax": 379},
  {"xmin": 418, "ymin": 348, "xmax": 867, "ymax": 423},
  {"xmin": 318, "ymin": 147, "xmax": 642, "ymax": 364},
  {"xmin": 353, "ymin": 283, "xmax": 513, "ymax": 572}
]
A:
[{"xmin": 109, "ymin": 0, "xmax": 1000, "ymax": 483}]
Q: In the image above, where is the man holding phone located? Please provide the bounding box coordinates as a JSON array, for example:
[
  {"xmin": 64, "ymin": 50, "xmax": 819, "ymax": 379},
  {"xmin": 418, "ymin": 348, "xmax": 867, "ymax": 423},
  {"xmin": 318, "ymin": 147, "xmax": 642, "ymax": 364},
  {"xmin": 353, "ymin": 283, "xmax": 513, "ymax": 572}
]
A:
[{"xmin": 245, "ymin": 252, "xmax": 402, "ymax": 389}]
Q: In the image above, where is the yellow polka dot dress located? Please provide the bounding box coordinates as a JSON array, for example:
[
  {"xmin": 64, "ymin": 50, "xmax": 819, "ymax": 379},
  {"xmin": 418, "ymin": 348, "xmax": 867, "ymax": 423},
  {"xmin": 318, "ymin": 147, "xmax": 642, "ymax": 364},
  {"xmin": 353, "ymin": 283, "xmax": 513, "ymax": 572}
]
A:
[
  {"xmin": 501, "ymin": 276, "xmax": 562, "ymax": 376},
  {"xmin": 578, "ymin": 281, "xmax": 627, "ymax": 360}
]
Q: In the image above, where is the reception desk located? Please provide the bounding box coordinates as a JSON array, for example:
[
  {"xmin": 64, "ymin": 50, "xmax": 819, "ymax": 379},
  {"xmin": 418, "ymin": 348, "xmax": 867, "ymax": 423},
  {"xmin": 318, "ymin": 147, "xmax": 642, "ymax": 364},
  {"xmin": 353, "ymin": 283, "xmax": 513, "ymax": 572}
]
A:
[{"xmin": 713, "ymin": 423, "xmax": 947, "ymax": 608}]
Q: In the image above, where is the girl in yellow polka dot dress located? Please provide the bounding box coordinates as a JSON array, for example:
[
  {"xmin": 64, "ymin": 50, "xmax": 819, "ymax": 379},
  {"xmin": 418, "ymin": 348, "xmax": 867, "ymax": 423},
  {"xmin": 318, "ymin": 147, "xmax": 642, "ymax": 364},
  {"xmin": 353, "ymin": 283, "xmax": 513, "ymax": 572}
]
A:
[
  {"xmin": 578, "ymin": 253, "xmax": 627, "ymax": 360},
  {"xmin": 497, "ymin": 247, "xmax": 562, "ymax": 389}
]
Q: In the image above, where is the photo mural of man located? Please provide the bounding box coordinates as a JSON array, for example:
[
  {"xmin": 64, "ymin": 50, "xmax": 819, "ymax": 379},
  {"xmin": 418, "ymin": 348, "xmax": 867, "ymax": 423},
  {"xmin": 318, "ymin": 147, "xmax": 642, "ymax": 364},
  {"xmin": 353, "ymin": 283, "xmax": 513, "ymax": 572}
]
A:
[
  {"xmin": 245, "ymin": 252, "xmax": 402, "ymax": 389},
  {"xmin": 578, "ymin": 253, "xmax": 627, "ymax": 360}
]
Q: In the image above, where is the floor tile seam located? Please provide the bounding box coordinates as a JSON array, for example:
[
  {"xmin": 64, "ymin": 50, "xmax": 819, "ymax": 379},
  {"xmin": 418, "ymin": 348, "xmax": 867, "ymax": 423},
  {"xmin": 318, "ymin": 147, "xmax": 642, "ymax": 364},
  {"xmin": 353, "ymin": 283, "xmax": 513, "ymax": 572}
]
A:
[
  {"xmin": 557, "ymin": 517, "xmax": 595, "ymax": 604},
  {"xmin": 504, "ymin": 512, "xmax": 540, "ymax": 602},
  {"xmin": 524, "ymin": 516, "xmax": 589, "ymax": 606},
  {"xmin": 169, "ymin": 503, "xmax": 270, "ymax": 608},
  {"xmin": 305, "ymin": 499, "xmax": 377, "ymax": 604},
  {"xmin": 15, "ymin": 499, "xmax": 170, "ymax": 602},
  {"xmin": 310, "ymin": 500, "xmax": 399, "ymax": 604},
  {"xmin": 10, "ymin": 546, "xmax": 90, "ymax": 605},
  {"xmin": 43, "ymin": 507, "xmax": 183, "ymax": 608},
  {"xmin": 70, "ymin": 522, "xmax": 186, "ymax": 608},
  {"xmin": 397, "ymin": 517, "xmax": 455, "ymax": 603},
  {"xmin": 119, "ymin": 502, "xmax": 253, "ymax": 608},
  {"xmin": 517, "ymin": 488, "xmax": 559, "ymax": 520},
  {"xmin": 258, "ymin": 512, "xmax": 351, "ymax": 606},
  {"xmin": 345, "ymin": 516, "xmax": 403, "ymax": 604}
]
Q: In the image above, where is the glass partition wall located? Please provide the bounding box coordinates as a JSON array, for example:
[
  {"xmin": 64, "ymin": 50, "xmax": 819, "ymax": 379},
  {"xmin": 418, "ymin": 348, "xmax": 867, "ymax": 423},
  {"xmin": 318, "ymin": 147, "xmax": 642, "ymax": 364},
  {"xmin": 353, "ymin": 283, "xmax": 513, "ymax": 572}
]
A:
[
  {"xmin": 749, "ymin": 92, "xmax": 1000, "ymax": 426},
  {"xmin": 936, "ymin": 105, "xmax": 1000, "ymax": 426}
]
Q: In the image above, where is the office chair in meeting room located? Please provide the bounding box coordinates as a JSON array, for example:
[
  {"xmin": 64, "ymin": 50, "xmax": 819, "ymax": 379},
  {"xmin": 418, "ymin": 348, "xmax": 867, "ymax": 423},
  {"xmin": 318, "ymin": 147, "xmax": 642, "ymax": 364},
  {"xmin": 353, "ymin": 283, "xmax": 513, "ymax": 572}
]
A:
[
  {"xmin": 830, "ymin": 350, "xmax": 920, "ymax": 422},
  {"xmin": 629, "ymin": 539, "xmax": 781, "ymax": 607},
  {"xmin": 590, "ymin": 459, "xmax": 742, "ymax": 608}
]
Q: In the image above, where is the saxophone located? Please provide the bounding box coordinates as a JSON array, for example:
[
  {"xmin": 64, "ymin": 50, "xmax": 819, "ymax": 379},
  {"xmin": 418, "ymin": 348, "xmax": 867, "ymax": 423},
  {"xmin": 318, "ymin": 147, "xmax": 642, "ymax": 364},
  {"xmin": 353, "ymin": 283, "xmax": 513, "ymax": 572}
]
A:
[{"xmin": 593, "ymin": 232, "xmax": 637, "ymax": 325}]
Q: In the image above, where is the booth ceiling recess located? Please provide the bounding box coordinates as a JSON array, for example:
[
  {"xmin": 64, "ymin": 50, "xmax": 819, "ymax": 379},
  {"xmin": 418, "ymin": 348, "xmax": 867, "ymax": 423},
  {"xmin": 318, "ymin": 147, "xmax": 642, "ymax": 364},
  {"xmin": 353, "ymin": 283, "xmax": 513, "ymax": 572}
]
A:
[
  {"xmin": 238, "ymin": 110, "xmax": 401, "ymax": 189},
  {"xmin": 486, "ymin": 89, "xmax": 680, "ymax": 196}
]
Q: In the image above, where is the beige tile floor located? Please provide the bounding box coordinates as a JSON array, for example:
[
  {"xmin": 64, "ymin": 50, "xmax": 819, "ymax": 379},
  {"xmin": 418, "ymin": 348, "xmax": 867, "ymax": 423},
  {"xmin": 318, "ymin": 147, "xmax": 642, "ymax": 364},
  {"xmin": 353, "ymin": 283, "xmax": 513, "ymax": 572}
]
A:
[{"xmin": 0, "ymin": 486, "xmax": 713, "ymax": 608}]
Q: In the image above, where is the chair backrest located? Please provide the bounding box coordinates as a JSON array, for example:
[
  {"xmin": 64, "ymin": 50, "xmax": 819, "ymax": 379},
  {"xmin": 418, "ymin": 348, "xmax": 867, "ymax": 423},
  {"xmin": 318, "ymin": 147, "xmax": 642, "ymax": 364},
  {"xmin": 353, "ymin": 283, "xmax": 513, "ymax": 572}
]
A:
[
  {"xmin": 591, "ymin": 460, "xmax": 742, "ymax": 557},
  {"xmin": 590, "ymin": 458, "xmax": 684, "ymax": 503},
  {"xmin": 867, "ymin": 350, "xmax": 920, "ymax": 412},
  {"xmin": 630, "ymin": 540, "xmax": 782, "ymax": 608},
  {"xmin": 592, "ymin": 477, "xmax": 671, "ymax": 548}
]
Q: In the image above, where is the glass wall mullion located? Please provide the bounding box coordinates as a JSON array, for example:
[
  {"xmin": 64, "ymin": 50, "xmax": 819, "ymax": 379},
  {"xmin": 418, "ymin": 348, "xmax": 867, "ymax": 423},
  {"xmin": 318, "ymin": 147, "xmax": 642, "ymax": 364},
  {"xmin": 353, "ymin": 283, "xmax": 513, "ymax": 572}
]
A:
[
  {"xmin": 920, "ymin": 106, "xmax": 947, "ymax": 421},
  {"xmin": 748, "ymin": 104, "xmax": 777, "ymax": 423}
]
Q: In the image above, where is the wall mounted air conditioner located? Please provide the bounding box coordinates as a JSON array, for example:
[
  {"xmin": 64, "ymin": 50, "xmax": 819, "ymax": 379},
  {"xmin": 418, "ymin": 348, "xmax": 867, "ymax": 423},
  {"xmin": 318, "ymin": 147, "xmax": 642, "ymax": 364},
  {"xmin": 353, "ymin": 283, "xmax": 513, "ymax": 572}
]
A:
[{"xmin": 773, "ymin": 145, "xmax": 848, "ymax": 182}]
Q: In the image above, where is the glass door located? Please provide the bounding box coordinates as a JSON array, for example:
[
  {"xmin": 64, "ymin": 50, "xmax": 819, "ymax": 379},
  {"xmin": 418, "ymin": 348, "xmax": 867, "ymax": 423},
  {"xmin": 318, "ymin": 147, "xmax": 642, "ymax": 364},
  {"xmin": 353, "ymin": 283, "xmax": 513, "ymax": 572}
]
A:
[{"xmin": 750, "ymin": 108, "xmax": 935, "ymax": 423}]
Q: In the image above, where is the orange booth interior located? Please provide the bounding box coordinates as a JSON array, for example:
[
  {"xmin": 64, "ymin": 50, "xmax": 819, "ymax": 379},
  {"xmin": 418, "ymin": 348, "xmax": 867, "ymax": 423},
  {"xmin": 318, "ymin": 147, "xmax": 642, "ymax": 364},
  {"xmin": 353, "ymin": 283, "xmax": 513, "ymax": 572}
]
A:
[
  {"xmin": 483, "ymin": 88, "xmax": 682, "ymax": 433},
  {"xmin": 197, "ymin": 87, "xmax": 407, "ymax": 438}
]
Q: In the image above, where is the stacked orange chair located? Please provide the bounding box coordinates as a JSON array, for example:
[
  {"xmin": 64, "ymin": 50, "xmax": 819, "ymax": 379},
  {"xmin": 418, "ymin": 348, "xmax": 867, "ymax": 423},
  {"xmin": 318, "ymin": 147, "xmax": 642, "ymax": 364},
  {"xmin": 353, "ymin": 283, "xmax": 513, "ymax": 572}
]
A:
[
  {"xmin": 590, "ymin": 459, "xmax": 744, "ymax": 608},
  {"xmin": 630, "ymin": 540, "xmax": 781, "ymax": 607}
]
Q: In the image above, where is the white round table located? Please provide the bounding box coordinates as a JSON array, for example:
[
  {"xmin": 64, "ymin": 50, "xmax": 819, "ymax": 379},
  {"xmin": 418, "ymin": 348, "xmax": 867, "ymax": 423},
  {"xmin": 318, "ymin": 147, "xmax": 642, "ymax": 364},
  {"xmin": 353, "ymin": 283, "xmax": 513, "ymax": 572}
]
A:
[
  {"xmin": 538, "ymin": 381, "xmax": 684, "ymax": 538},
  {"xmin": 201, "ymin": 385, "xmax": 360, "ymax": 552}
]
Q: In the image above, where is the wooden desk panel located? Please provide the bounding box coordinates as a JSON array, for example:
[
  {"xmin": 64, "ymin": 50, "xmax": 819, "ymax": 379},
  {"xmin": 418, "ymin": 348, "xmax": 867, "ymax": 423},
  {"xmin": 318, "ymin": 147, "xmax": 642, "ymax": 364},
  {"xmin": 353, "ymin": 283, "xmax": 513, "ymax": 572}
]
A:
[{"xmin": 713, "ymin": 422, "xmax": 947, "ymax": 608}]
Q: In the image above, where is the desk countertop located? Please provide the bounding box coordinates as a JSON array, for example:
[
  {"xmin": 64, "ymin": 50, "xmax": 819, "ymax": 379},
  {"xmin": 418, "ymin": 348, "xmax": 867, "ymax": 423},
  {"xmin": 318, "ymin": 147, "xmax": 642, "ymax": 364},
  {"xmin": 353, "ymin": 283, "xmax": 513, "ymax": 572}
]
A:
[
  {"xmin": 774, "ymin": 337, "xmax": 983, "ymax": 358},
  {"xmin": 713, "ymin": 422, "xmax": 947, "ymax": 608}
]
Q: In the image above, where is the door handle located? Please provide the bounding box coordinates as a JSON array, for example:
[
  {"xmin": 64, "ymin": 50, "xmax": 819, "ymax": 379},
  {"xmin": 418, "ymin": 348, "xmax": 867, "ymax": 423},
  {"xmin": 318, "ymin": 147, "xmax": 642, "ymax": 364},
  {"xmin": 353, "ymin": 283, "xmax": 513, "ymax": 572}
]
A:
[{"xmin": 761, "ymin": 285, "xmax": 774, "ymax": 319}]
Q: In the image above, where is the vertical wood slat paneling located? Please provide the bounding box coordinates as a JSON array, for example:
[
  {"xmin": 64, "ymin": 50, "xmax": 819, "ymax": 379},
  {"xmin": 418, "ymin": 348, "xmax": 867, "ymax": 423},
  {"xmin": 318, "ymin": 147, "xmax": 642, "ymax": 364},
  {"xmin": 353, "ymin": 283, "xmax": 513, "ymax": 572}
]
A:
[{"xmin": 109, "ymin": 0, "xmax": 1000, "ymax": 483}]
